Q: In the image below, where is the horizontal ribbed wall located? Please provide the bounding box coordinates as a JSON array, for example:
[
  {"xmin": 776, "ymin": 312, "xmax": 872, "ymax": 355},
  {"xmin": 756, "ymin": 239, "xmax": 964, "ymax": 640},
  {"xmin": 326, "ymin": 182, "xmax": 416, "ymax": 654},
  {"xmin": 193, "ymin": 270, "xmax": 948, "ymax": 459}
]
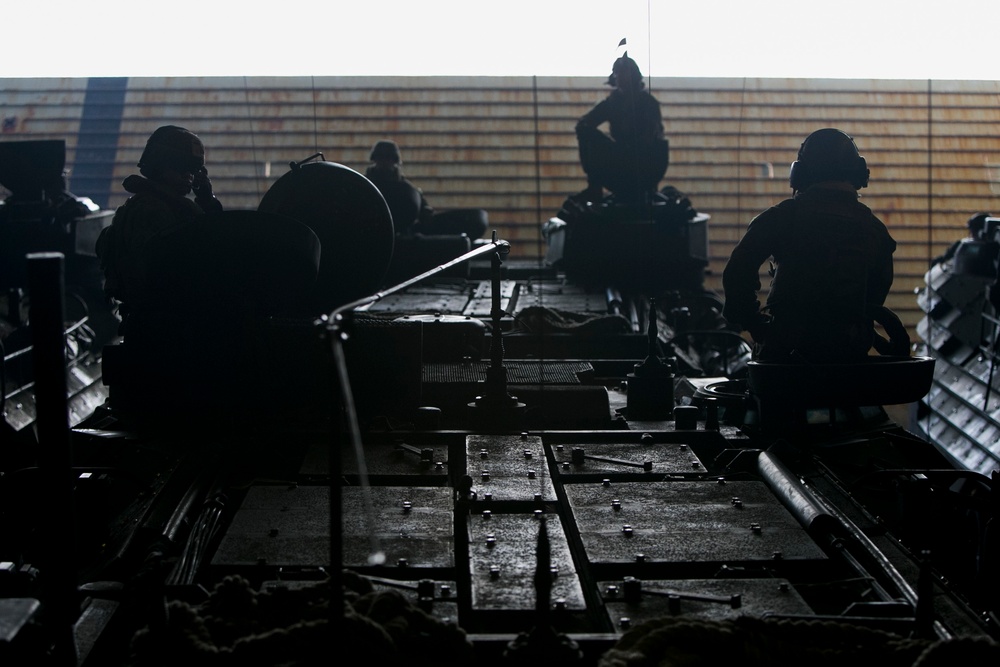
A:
[{"xmin": 4, "ymin": 75, "xmax": 1000, "ymax": 337}]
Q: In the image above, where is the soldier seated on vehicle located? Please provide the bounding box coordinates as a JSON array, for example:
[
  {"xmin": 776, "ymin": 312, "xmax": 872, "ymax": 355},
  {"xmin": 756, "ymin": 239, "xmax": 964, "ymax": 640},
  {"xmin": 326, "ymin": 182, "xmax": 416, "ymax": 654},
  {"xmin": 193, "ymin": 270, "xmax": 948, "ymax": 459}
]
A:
[
  {"xmin": 931, "ymin": 211, "xmax": 992, "ymax": 267},
  {"xmin": 573, "ymin": 53, "xmax": 670, "ymax": 206},
  {"xmin": 364, "ymin": 140, "xmax": 487, "ymax": 239},
  {"xmin": 722, "ymin": 128, "xmax": 899, "ymax": 363}
]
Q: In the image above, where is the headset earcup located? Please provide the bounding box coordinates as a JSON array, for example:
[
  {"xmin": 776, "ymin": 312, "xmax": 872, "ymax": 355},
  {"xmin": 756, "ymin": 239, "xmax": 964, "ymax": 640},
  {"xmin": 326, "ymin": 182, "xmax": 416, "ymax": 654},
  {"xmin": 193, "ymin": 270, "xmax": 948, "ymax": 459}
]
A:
[
  {"xmin": 854, "ymin": 156, "xmax": 870, "ymax": 189},
  {"xmin": 790, "ymin": 157, "xmax": 868, "ymax": 190},
  {"xmin": 789, "ymin": 160, "xmax": 805, "ymax": 190}
]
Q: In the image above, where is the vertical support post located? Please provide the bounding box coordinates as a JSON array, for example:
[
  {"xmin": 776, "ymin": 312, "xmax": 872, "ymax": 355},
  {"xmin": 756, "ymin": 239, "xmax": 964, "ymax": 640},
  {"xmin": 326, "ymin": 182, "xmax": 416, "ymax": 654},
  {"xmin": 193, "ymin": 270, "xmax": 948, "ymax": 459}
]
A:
[
  {"xmin": 470, "ymin": 233, "xmax": 525, "ymax": 427},
  {"xmin": 485, "ymin": 231, "xmax": 510, "ymax": 394},
  {"xmin": 626, "ymin": 298, "xmax": 675, "ymax": 420},
  {"xmin": 27, "ymin": 252, "xmax": 79, "ymax": 665},
  {"xmin": 325, "ymin": 310, "xmax": 386, "ymax": 637},
  {"xmin": 326, "ymin": 315, "xmax": 347, "ymax": 634}
]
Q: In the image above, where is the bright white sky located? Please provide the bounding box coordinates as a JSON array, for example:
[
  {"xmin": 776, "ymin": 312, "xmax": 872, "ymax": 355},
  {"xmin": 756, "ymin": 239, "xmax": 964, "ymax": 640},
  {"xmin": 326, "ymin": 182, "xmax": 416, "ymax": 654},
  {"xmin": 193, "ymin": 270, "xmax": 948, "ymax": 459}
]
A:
[{"xmin": 6, "ymin": 0, "xmax": 999, "ymax": 80}]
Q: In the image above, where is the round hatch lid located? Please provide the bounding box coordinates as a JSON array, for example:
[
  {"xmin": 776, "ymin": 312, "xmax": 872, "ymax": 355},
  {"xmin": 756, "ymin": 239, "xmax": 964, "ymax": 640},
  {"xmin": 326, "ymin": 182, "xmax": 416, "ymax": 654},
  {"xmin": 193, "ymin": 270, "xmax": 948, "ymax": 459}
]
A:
[{"xmin": 259, "ymin": 160, "xmax": 394, "ymax": 313}]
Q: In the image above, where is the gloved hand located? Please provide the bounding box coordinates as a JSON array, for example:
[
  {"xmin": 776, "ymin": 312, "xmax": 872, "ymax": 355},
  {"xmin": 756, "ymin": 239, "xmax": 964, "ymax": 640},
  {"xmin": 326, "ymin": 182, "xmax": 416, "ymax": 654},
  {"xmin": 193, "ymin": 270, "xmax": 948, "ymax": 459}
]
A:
[
  {"xmin": 191, "ymin": 167, "xmax": 214, "ymax": 198},
  {"xmin": 746, "ymin": 315, "xmax": 770, "ymax": 344}
]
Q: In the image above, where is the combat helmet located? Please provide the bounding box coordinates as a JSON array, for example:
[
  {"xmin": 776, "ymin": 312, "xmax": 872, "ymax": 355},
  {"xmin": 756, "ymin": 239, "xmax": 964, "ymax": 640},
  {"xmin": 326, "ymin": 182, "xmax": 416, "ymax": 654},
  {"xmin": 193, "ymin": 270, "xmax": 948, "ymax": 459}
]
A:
[
  {"xmin": 789, "ymin": 128, "xmax": 869, "ymax": 191},
  {"xmin": 369, "ymin": 140, "xmax": 402, "ymax": 164},
  {"xmin": 608, "ymin": 54, "xmax": 644, "ymax": 90},
  {"xmin": 137, "ymin": 126, "xmax": 206, "ymax": 175},
  {"xmin": 967, "ymin": 212, "xmax": 992, "ymax": 239}
]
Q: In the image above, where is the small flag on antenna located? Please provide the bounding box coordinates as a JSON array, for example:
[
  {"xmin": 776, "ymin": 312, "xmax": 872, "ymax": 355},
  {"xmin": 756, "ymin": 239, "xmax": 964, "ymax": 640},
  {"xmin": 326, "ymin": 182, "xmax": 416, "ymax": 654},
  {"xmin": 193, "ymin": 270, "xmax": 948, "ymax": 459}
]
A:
[{"xmin": 615, "ymin": 38, "xmax": 628, "ymax": 60}]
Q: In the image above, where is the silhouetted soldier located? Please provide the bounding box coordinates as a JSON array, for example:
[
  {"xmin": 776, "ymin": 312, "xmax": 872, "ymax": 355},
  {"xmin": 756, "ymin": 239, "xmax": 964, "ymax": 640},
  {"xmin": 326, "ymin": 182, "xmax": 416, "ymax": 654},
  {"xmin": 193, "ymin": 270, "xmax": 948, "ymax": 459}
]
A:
[
  {"xmin": 364, "ymin": 140, "xmax": 487, "ymax": 239},
  {"xmin": 96, "ymin": 125, "xmax": 222, "ymax": 320},
  {"xmin": 94, "ymin": 126, "xmax": 234, "ymax": 417},
  {"xmin": 96, "ymin": 126, "xmax": 326, "ymax": 422},
  {"xmin": 574, "ymin": 53, "xmax": 669, "ymax": 205},
  {"xmin": 932, "ymin": 212, "xmax": 991, "ymax": 267},
  {"xmin": 722, "ymin": 128, "xmax": 897, "ymax": 363}
]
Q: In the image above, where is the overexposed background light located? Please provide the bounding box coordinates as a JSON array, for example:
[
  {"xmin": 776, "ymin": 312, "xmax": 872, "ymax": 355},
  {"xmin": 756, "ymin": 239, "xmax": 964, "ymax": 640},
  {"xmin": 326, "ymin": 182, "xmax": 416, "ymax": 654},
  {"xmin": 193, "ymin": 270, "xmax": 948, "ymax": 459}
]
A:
[{"xmin": 6, "ymin": 0, "xmax": 998, "ymax": 80}]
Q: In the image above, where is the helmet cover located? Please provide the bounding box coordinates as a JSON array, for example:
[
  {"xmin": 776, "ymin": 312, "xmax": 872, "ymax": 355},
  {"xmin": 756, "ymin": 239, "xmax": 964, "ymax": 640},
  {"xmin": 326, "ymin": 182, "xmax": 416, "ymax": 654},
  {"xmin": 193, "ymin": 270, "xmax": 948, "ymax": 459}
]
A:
[{"xmin": 138, "ymin": 126, "xmax": 206, "ymax": 174}]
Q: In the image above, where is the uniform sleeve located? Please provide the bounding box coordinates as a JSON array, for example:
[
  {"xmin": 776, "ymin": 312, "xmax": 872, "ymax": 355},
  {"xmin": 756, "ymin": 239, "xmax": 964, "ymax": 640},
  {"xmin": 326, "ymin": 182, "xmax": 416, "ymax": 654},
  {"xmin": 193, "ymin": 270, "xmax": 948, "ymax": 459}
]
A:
[
  {"xmin": 195, "ymin": 193, "xmax": 223, "ymax": 214},
  {"xmin": 97, "ymin": 198, "xmax": 179, "ymax": 304},
  {"xmin": 577, "ymin": 97, "xmax": 611, "ymax": 131},
  {"xmin": 642, "ymin": 94, "xmax": 665, "ymax": 142},
  {"xmin": 867, "ymin": 223, "xmax": 896, "ymax": 308},
  {"xmin": 722, "ymin": 209, "xmax": 782, "ymax": 331},
  {"xmin": 418, "ymin": 189, "xmax": 434, "ymax": 225}
]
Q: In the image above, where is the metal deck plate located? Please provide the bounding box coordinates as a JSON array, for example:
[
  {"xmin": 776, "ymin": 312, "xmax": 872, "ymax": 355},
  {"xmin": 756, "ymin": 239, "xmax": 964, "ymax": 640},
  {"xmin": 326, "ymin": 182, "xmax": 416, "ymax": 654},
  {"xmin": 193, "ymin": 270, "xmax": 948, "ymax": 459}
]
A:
[
  {"xmin": 463, "ymin": 280, "xmax": 518, "ymax": 317},
  {"xmin": 337, "ymin": 440, "xmax": 451, "ymax": 479},
  {"xmin": 552, "ymin": 441, "xmax": 706, "ymax": 476},
  {"xmin": 366, "ymin": 292, "xmax": 472, "ymax": 314},
  {"xmin": 211, "ymin": 485, "xmax": 454, "ymax": 570},
  {"xmin": 467, "ymin": 434, "xmax": 556, "ymax": 502},
  {"xmin": 513, "ymin": 290, "xmax": 612, "ymax": 316},
  {"xmin": 565, "ymin": 480, "xmax": 826, "ymax": 564},
  {"xmin": 467, "ymin": 513, "xmax": 586, "ymax": 611},
  {"xmin": 600, "ymin": 577, "xmax": 813, "ymax": 630},
  {"xmin": 260, "ymin": 577, "xmax": 460, "ymax": 626},
  {"xmin": 424, "ymin": 361, "xmax": 592, "ymax": 385}
]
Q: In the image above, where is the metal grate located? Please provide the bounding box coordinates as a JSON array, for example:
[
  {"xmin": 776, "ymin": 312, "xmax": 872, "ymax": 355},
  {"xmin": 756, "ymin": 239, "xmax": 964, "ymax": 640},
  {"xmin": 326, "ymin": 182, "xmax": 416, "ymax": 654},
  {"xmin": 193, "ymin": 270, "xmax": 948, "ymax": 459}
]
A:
[{"xmin": 422, "ymin": 360, "xmax": 592, "ymax": 384}]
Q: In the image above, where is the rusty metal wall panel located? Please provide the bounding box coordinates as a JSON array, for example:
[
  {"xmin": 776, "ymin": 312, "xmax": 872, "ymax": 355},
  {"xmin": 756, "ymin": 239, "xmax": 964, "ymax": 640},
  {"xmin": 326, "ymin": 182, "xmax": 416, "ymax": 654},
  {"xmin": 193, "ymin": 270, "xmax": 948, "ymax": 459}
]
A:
[
  {"xmin": 5, "ymin": 75, "xmax": 1000, "ymax": 337},
  {"xmin": 0, "ymin": 78, "xmax": 89, "ymax": 168}
]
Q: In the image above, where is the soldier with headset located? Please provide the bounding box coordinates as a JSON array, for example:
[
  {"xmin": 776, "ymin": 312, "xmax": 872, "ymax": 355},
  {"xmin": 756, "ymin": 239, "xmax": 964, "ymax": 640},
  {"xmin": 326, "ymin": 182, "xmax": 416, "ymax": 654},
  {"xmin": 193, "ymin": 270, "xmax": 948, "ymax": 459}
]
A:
[
  {"xmin": 96, "ymin": 125, "xmax": 222, "ymax": 318},
  {"xmin": 722, "ymin": 128, "xmax": 900, "ymax": 363},
  {"xmin": 574, "ymin": 53, "xmax": 670, "ymax": 205},
  {"xmin": 364, "ymin": 140, "xmax": 487, "ymax": 239}
]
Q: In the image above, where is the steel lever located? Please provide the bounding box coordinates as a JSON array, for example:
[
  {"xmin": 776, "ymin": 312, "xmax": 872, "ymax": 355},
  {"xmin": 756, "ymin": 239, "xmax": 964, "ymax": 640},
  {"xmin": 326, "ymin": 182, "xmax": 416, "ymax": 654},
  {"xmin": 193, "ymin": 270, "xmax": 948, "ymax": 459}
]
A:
[
  {"xmin": 394, "ymin": 443, "xmax": 435, "ymax": 465},
  {"xmin": 571, "ymin": 447, "xmax": 653, "ymax": 471},
  {"xmin": 622, "ymin": 576, "xmax": 741, "ymax": 608}
]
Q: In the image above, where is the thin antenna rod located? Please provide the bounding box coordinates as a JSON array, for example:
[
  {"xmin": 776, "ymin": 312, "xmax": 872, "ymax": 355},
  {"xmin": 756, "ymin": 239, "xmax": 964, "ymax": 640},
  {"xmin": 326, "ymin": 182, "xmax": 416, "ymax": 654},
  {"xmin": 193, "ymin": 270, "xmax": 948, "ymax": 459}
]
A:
[
  {"xmin": 243, "ymin": 77, "xmax": 262, "ymax": 201},
  {"xmin": 532, "ymin": 74, "xmax": 543, "ymax": 268},
  {"xmin": 646, "ymin": 1, "xmax": 652, "ymax": 93},
  {"xmin": 312, "ymin": 75, "xmax": 320, "ymax": 155}
]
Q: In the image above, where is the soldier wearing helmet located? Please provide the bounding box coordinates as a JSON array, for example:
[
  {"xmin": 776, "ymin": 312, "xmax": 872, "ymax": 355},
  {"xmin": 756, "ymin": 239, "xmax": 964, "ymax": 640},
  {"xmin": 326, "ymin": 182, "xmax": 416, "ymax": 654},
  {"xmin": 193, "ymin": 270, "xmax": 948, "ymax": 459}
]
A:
[
  {"xmin": 96, "ymin": 126, "xmax": 223, "ymax": 317},
  {"xmin": 364, "ymin": 140, "xmax": 434, "ymax": 235},
  {"xmin": 722, "ymin": 128, "xmax": 898, "ymax": 362},
  {"xmin": 931, "ymin": 211, "xmax": 993, "ymax": 267},
  {"xmin": 364, "ymin": 140, "xmax": 487, "ymax": 239},
  {"xmin": 574, "ymin": 53, "xmax": 670, "ymax": 204}
]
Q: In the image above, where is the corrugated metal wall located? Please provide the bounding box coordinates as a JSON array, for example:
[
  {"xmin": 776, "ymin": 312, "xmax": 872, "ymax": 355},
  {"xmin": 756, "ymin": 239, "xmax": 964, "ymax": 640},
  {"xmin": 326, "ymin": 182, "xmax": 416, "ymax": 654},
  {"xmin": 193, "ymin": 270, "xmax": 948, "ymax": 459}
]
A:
[{"xmin": 4, "ymin": 75, "xmax": 1000, "ymax": 335}]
